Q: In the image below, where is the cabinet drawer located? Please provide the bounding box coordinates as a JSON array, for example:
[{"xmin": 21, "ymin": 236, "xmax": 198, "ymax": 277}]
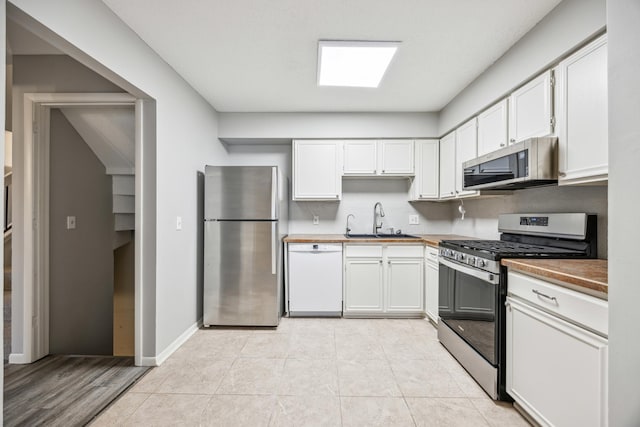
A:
[
  {"xmin": 387, "ymin": 245, "xmax": 423, "ymax": 258},
  {"xmin": 508, "ymin": 271, "xmax": 608, "ymax": 336},
  {"xmin": 345, "ymin": 245, "xmax": 383, "ymax": 258},
  {"xmin": 425, "ymin": 246, "xmax": 439, "ymax": 264}
]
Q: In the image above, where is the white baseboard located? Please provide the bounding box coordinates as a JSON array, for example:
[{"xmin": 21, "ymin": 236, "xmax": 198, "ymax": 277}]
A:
[
  {"xmin": 153, "ymin": 319, "xmax": 202, "ymax": 366},
  {"xmin": 8, "ymin": 353, "xmax": 31, "ymax": 364}
]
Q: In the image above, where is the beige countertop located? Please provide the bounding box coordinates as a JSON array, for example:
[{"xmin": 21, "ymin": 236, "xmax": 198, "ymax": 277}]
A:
[
  {"xmin": 283, "ymin": 234, "xmax": 476, "ymax": 246},
  {"xmin": 502, "ymin": 258, "xmax": 608, "ymax": 299}
]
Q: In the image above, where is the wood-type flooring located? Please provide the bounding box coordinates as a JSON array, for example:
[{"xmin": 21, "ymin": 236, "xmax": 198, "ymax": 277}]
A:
[{"xmin": 4, "ymin": 355, "xmax": 149, "ymax": 426}]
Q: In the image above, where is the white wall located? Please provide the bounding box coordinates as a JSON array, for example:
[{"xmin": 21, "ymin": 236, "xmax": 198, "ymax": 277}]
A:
[
  {"xmin": 219, "ymin": 112, "xmax": 439, "ymax": 141},
  {"xmin": 450, "ymin": 186, "xmax": 608, "ymax": 257},
  {"xmin": 290, "ymin": 179, "xmax": 452, "ymax": 236},
  {"xmin": 48, "ymin": 109, "xmax": 114, "ymax": 355},
  {"xmin": 1, "ymin": 0, "xmax": 6, "ymax": 421},
  {"xmin": 439, "ymin": 0, "xmax": 606, "ymax": 135},
  {"xmin": 607, "ymin": 0, "xmax": 640, "ymax": 425},
  {"xmin": 8, "ymin": 0, "xmax": 228, "ymax": 359}
]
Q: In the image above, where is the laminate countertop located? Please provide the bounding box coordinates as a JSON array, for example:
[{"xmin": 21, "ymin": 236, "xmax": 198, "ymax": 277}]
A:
[
  {"xmin": 283, "ymin": 234, "xmax": 476, "ymax": 247},
  {"xmin": 501, "ymin": 258, "xmax": 608, "ymax": 299}
]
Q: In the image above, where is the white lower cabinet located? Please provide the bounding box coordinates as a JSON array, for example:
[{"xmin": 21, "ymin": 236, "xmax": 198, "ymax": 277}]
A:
[
  {"xmin": 344, "ymin": 245, "xmax": 424, "ymax": 317},
  {"xmin": 344, "ymin": 258, "xmax": 384, "ymax": 314},
  {"xmin": 506, "ymin": 272, "xmax": 608, "ymax": 427},
  {"xmin": 424, "ymin": 246, "xmax": 439, "ymax": 323},
  {"xmin": 387, "ymin": 258, "xmax": 423, "ymax": 313}
]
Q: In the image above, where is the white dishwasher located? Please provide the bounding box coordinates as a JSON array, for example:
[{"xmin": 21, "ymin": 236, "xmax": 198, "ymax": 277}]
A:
[{"xmin": 288, "ymin": 243, "xmax": 343, "ymax": 317}]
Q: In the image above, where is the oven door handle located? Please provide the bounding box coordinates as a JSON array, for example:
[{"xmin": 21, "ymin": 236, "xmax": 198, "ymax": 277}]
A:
[{"xmin": 439, "ymin": 258, "xmax": 500, "ymax": 285}]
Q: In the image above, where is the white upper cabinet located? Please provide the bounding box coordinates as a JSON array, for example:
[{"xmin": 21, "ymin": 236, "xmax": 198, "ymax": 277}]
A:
[
  {"xmin": 455, "ymin": 118, "xmax": 479, "ymax": 198},
  {"xmin": 343, "ymin": 140, "xmax": 377, "ymax": 175},
  {"xmin": 379, "ymin": 140, "xmax": 414, "ymax": 175},
  {"xmin": 343, "ymin": 140, "xmax": 414, "ymax": 176},
  {"xmin": 410, "ymin": 139, "xmax": 439, "ymax": 200},
  {"xmin": 509, "ymin": 70, "xmax": 554, "ymax": 144},
  {"xmin": 556, "ymin": 34, "xmax": 608, "ymax": 185},
  {"xmin": 477, "ymin": 99, "xmax": 509, "ymax": 156},
  {"xmin": 292, "ymin": 140, "xmax": 342, "ymax": 201},
  {"xmin": 439, "ymin": 131, "xmax": 456, "ymax": 199}
]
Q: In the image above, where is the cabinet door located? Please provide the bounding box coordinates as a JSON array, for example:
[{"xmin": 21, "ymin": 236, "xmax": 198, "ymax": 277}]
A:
[
  {"xmin": 386, "ymin": 258, "xmax": 424, "ymax": 313},
  {"xmin": 411, "ymin": 139, "xmax": 439, "ymax": 200},
  {"xmin": 380, "ymin": 140, "xmax": 414, "ymax": 175},
  {"xmin": 477, "ymin": 99, "xmax": 509, "ymax": 156},
  {"xmin": 506, "ymin": 297, "xmax": 608, "ymax": 427},
  {"xmin": 293, "ymin": 140, "xmax": 342, "ymax": 200},
  {"xmin": 439, "ymin": 132, "xmax": 456, "ymax": 199},
  {"xmin": 556, "ymin": 35, "xmax": 608, "ymax": 185},
  {"xmin": 425, "ymin": 261, "xmax": 439, "ymax": 324},
  {"xmin": 455, "ymin": 118, "xmax": 479, "ymax": 198},
  {"xmin": 509, "ymin": 70, "xmax": 554, "ymax": 143},
  {"xmin": 344, "ymin": 258, "xmax": 384, "ymax": 314},
  {"xmin": 343, "ymin": 140, "xmax": 378, "ymax": 175}
]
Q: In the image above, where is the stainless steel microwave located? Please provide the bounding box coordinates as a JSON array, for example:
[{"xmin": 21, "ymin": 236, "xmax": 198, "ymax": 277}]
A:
[{"xmin": 463, "ymin": 137, "xmax": 558, "ymax": 191}]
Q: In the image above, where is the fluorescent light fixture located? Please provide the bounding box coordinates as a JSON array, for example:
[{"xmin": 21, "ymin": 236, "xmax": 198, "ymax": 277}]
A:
[{"xmin": 317, "ymin": 40, "xmax": 399, "ymax": 88}]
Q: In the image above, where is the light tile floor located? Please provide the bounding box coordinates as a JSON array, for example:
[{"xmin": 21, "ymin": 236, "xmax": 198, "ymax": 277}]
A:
[{"xmin": 91, "ymin": 318, "xmax": 530, "ymax": 426}]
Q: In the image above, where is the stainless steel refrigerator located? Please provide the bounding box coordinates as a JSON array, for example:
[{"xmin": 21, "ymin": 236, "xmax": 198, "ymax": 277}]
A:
[{"xmin": 203, "ymin": 165, "xmax": 287, "ymax": 327}]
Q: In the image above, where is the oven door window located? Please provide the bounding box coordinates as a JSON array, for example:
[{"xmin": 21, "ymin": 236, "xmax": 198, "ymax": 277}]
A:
[{"xmin": 439, "ymin": 264, "xmax": 498, "ymax": 365}]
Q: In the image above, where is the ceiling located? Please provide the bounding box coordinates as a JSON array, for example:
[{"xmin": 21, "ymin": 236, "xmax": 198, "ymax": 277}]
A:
[{"xmin": 101, "ymin": 0, "xmax": 562, "ymax": 113}]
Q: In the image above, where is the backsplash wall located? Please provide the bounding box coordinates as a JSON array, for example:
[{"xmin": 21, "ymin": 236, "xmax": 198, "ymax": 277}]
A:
[
  {"xmin": 449, "ymin": 185, "xmax": 608, "ymax": 258},
  {"xmin": 289, "ymin": 179, "xmax": 452, "ymax": 235}
]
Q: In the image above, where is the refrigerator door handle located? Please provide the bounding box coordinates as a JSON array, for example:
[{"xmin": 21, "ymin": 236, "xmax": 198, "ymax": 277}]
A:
[
  {"xmin": 271, "ymin": 222, "xmax": 277, "ymax": 275},
  {"xmin": 271, "ymin": 167, "xmax": 278, "ymax": 219}
]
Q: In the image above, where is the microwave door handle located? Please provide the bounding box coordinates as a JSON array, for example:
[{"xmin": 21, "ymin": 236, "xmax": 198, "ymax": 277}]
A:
[{"xmin": 439, "ymin": 257, "xmax": 499, "ymax": 285}]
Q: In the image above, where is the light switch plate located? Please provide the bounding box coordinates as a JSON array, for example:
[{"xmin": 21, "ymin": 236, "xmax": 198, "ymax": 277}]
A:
[
  {"xmin": 409, "ymin": 215, "xmax": 419, "ymax": 225},
  {"xmin": 66, "ymin": 216, "xmax": 76, "ymax": 230},
  {"xmin": 176, "ymin": 216, "xmax": 183, "ymax": 230},
  {"xmin": 313, "ymin": 215, "xmax": 319, "ymax": 225}
]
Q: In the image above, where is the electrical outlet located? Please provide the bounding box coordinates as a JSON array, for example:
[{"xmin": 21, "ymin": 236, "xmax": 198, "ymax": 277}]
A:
[
  {"xmin": 66, "ymin": 216, "xmax": 76, "ymax": 230},
  {"xmin": 409, "ymin": 215, "xmax": 419, "ymax": 225},
  {"xmin": 313, "ymin": 215, "xmax": 319, "ymax": 225},
  {"xmin": 176, "ymin": 216, "xmax": 183, "ymax": 230}
]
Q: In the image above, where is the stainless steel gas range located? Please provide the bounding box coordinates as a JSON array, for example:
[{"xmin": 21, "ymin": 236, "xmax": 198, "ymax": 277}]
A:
[{"xmin": 437, "ymin": 213, "xmax": 597, "ymax": 401}]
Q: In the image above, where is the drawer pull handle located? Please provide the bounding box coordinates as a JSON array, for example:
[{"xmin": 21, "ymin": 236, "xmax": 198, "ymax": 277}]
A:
[{"xmin": 532, "ymin": 289, "xmax": 558, "ymax": 304}]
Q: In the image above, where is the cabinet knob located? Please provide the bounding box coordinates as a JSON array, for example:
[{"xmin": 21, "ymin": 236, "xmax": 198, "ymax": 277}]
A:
[
  {"xmin": 510, "ymin": 138, "xmax": 516, "ymax": 143},
  {"xmin": 500, "ymin": 143, "xmax": 506, "ymax": 147},
  {"xmin": 379, "ymin": 260, "xmax": 383, "ymax": 264},
  {"xmin": 558, "ymin": 172, "xmax": 567, "ymax": 177}
]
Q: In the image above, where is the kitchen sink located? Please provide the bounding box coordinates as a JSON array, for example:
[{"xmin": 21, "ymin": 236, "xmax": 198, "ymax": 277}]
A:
[{"xmin": 344, "ymin": 233, "xmax": 420, "ymax": 239}]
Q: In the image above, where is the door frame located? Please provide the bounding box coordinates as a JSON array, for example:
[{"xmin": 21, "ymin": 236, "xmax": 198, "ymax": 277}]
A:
[{"xmin": 13, "ymin": 92, "xmax": 148, "ymax": 364}]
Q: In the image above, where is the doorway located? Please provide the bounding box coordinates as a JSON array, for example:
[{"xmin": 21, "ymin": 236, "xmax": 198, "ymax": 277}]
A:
[{"xmin": 13, "ymin": 93, "xmax": 147, "ymax": 364}]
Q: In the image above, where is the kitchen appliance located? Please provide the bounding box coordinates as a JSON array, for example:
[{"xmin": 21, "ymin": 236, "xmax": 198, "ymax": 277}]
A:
[
  {"xmin": 203, "ymin": 166, "xmax": 288, "ymax": 327},
  {"xmin": 463, "ymin": 137, "xmax": 558, "ymax": 191},
  {"xmin": 437, "ymin": 213, "xmax": 597, "ymax": 400},
  {"xmin": 287, "ymin": 243, "xmax": 343, "ymax": 317}
]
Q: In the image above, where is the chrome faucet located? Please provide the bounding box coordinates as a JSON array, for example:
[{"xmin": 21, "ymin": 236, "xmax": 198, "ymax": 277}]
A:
[
  {"xmin": 346, "ymin": 214, "xmax": 355, "ymax": 235},
  {"xmin": 373, "ymin": 202, "xmax": 386, "ymax": 234}
]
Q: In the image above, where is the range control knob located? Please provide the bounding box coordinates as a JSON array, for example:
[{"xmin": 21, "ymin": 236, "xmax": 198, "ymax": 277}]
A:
[
  {"xmin": 467, "ymin": 256, "xmax": 476, "ymax": 265},
  {"xmin": 456, "ymin": 253, "xmax": 465, "ymax": 261},
  {"xmin": 478, "ymin": 259, "xmax": 487, "ymax": 268}
]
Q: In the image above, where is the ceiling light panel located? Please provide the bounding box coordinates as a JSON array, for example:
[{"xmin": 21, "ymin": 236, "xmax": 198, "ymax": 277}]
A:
[{"xmin": 318, "ymin": 41, "xmax": 399, "ymax": 88}]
